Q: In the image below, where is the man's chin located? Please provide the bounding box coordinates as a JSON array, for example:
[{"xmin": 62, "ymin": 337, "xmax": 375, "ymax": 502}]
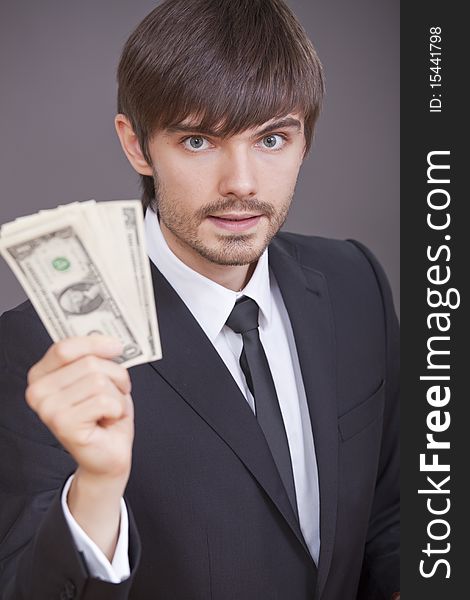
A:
[{"xmin": 195, "ymin": 236, "xmax": 268, "ymax": 267}]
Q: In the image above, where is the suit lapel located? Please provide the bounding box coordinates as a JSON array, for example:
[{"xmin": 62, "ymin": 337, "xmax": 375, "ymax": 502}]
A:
[
  {"xmin": 269, "ymin": 237, "xmax": 339, "ymax": 598},
  {"xmin": 147, "ymin": 261, "xmax": 314, "ymax": 565}
]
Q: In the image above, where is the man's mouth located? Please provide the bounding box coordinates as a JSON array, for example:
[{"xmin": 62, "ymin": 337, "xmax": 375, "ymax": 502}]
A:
[{"xmin": 207, "ymin": 213, "xmax": 263, "ymax": 232}]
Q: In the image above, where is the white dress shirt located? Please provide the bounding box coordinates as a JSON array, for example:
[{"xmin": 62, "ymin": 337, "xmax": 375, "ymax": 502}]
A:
[{"xmin": 62, "ymin": 209, "xmax": 320, "ymax": 581}]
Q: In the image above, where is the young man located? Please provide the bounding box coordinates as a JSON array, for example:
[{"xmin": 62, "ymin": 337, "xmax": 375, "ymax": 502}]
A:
[{"xmin": 0, "ymin": 1, "xmax": 399, "ymax": 598}]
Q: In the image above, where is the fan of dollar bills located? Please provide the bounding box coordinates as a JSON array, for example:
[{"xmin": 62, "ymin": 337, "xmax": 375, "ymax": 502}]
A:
[{"xmin": 0, "ymin": 200, "xmax": 161, "ymax": 368}]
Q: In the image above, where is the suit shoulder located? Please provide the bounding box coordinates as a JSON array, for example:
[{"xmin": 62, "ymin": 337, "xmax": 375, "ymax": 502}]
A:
[
  {"xmin": 0, "ymin": 300, "xmax": 52, "ymax": 376},
  {"xmin": 274, "ymin": 231, "xmax": 398, "ymax": 321},
  {"xmin": 274, "ymin": 231, "xmax": 379, "ymax": 278},
  {"xmin": 1, "ymin": 297, "xmax": 38, "ymax": 319}
]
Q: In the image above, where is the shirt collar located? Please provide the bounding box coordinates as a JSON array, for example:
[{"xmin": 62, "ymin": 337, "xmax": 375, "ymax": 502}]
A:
[{"xmin": 144, "ymin": 209, "xmax": 272, "ymax": 342}]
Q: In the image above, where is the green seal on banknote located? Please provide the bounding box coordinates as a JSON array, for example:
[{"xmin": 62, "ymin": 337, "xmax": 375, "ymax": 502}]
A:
[{"xmin": 52, "ymin": 257, "xmax": 70, "ymax": 271}]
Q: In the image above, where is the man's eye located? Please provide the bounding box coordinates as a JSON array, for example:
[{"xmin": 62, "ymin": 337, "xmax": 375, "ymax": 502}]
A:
[
  {"xmin": 182, "ymin": 136, "xmax": 210, "ymax": 151},
  {"xmin": 259, "ymin": 134, "xmax": 286, "ymax": 150}
]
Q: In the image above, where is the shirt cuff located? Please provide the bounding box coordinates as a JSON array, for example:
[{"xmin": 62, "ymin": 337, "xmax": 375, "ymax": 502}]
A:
[{"xmin": 61, "ymin": 473, "xmax": 131, "ymax": 583}]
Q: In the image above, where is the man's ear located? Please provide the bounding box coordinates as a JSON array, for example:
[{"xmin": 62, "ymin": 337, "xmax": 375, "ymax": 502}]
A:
[{"xmin": 114, "ymin": 114, "xmax": 153, "ymax": 176}]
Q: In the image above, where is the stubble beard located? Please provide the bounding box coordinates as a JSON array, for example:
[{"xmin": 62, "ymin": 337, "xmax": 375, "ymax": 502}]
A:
[{"xmin": 153, "ymin": 175, "xmax": 293, "ymax": 267}]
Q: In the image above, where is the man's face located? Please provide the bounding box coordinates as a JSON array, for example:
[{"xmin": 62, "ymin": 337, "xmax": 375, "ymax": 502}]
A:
[{"xmin": 146, "ymin": 113, "xmax": 306, "ymax": 269}]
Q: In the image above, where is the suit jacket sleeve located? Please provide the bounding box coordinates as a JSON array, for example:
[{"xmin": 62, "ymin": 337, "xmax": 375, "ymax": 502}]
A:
[
  {"xmin": 348, "ymin": 241, "xmax": 400, "ymax": 600},
  {"xmin": 0, "ymin": 306, "xmax": 141, "ymax": 599}
]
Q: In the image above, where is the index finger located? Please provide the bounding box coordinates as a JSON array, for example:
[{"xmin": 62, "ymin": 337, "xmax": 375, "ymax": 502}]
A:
[{"xmin": 28, "ymin": 335, "xmax": 124, "ymax": 383}]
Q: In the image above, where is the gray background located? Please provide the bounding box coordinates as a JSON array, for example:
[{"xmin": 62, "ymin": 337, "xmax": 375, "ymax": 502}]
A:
[{"xmin": 0, "ymin": 0, "xmax": 399, "ymax": 315}]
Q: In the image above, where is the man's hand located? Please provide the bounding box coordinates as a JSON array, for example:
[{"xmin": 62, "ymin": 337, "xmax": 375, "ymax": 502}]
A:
[{"xmin": 25, "ymin": 335, "xmax": 134, "ymax": 561}]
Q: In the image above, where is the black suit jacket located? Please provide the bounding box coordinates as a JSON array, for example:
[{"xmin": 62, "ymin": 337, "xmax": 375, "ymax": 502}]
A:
[{"xmin": 0, "ymin": 232, "xmax": 399, "ymax": 599}]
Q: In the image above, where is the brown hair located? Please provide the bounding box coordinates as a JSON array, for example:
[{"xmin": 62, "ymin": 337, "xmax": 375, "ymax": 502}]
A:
[{"xmin": 117, "ymin": 0, "xmax": 324, "ymax": 211}]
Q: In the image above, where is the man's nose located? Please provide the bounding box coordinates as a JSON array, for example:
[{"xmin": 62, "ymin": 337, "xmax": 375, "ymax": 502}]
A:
[{"xmin": 217, "ymin": 147, "xmax": 258, "ymax": 200}]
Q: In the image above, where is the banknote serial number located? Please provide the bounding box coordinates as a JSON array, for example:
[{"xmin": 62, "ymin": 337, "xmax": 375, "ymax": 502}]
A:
[{"xmin": 429, "ymin": 27, "xmax": 442, "ymax": 113}]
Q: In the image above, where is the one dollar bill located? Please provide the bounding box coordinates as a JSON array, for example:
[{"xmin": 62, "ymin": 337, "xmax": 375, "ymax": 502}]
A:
[{"xmin": 0, "ymin": 200, "xmax": 161, "ymax": 368}]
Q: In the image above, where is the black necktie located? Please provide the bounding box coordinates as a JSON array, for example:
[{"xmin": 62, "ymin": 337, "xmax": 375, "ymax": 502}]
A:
[{"xmin": 226, "ymin": 296, "xmax": 298, "ymax": 519}]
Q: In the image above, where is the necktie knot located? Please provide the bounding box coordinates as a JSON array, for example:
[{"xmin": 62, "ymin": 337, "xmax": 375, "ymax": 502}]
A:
[{"xmin": 226, "ymin": 296, "xmax": 260, "ymax": 335}]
